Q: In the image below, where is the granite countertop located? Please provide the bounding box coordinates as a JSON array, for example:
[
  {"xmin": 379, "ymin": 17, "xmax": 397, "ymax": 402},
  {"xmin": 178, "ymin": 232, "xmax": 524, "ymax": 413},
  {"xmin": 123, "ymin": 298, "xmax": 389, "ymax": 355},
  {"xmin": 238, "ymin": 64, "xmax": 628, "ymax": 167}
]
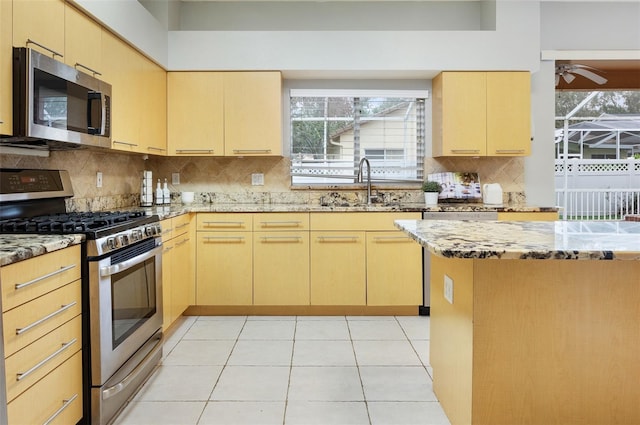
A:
[
  {"xmin": 0, "ymin": 234, "xmax": 85, "ymax": 267},
  {"xmin": 394, "ymin": 219, "xmax": 640, "ymax": 261},
  {"xmin": 141, "ymin": 202, "xmax": 558, "ymax": 220}
]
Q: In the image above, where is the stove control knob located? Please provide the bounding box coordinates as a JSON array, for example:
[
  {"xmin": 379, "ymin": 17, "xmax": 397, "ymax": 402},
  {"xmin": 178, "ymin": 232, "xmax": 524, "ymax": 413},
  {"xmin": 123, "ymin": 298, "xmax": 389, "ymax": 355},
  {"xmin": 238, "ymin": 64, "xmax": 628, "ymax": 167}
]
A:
[
  {"xmin": 131, "ymin": 229, "xmax": 141, "ymax": 242},
  {"xmin": 121, "ymin": 234, "xmax": 130, "ymax": 246},
  {"xmin": 106, "ymin": 237, "xmax": 116, "ymax": 251}
]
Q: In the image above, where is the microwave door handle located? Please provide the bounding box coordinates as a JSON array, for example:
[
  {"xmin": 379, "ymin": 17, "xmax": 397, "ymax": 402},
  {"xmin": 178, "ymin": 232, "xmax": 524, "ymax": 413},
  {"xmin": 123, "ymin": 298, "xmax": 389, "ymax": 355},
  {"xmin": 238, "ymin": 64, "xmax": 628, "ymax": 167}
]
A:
[
  {"xmin": 87, "ymin": 91, "xmax": 102, "ymax": 135},
  {"xmin": 100, "ymin": 245, "xmax": 162, "ymax": 277}
]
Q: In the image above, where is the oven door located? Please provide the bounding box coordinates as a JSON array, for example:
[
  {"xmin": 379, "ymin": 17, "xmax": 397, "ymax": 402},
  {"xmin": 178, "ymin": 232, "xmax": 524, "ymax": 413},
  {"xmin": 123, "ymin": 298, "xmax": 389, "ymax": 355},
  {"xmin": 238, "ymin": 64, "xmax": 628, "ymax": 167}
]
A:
[{"xmin": 88, "ymin": 238, "xmax": 163, "ymax": 386}]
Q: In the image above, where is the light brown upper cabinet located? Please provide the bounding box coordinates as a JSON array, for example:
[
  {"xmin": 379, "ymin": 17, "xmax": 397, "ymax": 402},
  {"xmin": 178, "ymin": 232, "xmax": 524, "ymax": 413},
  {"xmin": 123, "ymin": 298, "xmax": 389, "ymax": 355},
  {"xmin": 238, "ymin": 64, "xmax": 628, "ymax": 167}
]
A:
[
  {"xmin": 167, "ymin": 72, "xmax": 225, "ymax": 156},
  {"xmin": 64, "ymin": 4, "xmax": 102, "ymax": 76},
  {"xmin": 167, "ymin": 71, "xmax": 283, "ymax": 156},
  {"xmin": 13, "ymin": 0, "xmax": 65, "ymax": 57},
  {"xmin": 224, "ymin": 72, "xmax": 283, "ymax": 156},
  {"xmin": 432, "ymin": 71, "xmax": 531, "ymax": 157}
]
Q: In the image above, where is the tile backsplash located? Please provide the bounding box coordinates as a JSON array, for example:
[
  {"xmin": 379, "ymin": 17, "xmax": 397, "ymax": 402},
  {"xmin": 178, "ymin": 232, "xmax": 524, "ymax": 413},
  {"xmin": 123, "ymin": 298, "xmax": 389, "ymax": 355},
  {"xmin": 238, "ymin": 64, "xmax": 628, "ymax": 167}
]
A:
[{"xmin": 0, "ymin": 150, "xmax": 525, "ymax": 210}]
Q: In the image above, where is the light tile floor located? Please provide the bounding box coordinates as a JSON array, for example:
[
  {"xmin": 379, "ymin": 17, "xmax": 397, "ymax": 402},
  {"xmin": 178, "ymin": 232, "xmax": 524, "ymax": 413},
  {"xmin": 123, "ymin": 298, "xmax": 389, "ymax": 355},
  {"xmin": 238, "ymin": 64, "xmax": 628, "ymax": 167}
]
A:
[{"xmin": 113, "ymin": 315, "xmax": 451, "ymax": 425}]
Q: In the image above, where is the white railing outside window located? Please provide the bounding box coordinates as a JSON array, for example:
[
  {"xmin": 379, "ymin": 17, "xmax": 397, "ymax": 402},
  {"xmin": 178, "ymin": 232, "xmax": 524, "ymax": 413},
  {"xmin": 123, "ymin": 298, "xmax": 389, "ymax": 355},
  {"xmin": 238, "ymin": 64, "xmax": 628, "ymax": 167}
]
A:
[{"xmin": 555, "ymin": 158, "xmax": 640, "ymax": 220}]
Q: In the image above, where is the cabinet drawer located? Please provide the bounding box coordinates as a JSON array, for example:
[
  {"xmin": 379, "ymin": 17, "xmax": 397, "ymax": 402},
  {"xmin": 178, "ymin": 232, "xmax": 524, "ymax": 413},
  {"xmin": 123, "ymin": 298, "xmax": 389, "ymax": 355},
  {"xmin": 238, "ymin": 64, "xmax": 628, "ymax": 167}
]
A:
[
  {"xmin": 197, "ymin": 213, "xmax": 252, "ymax": 231},
  {"xmin": 5, "ymin": 315, "xmax": 82, "ymax": 402},
  {"xmin": 7, "ymin": 350, "xmax": 83, "ymax": 425},
  {"xmin": 254, "ymin": 212, "xmax": 309, "ymax": 231},
  {"xmin": 1, "ymin": 245, "xmax": 81, "ymax": 312},
  {"xmin": 160, "ymin": 218, "xmax": 173, "ymax": 242},
  {"xmin": 173, "ymin": 213, "xmax": 191, "ymax": 236},
  {"xmin": 3, "ymin": 280, "xmax": 81, "ymax": 357},
  {"xmin": 310, "ymin": 212, "xmax": 421, "ymax": 231}
]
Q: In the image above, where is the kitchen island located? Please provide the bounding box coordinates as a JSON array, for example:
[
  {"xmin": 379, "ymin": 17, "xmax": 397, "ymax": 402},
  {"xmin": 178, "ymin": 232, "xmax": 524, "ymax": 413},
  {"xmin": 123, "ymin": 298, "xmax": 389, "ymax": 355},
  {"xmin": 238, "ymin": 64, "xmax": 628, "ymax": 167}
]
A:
[{"xmin": 394, "ymin": 219, "xmax": 640, "ymax": 425}]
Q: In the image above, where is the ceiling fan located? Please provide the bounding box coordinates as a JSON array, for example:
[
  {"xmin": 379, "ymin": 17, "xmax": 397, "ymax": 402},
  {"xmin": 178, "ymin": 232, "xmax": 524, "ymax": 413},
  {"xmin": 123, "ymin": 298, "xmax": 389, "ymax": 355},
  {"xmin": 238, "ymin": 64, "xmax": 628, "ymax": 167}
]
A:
[{"xmin": 555, "ymin": 64, "xmax": 608, "ymax": 86}]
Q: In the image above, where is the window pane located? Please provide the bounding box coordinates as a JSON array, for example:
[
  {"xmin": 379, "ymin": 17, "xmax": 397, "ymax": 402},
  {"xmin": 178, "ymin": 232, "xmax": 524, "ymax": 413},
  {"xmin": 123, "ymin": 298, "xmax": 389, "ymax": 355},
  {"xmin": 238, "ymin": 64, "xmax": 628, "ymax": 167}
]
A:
[{"xmin": 291, "ymin": 94, "xmax": 425, "ymax": 184}]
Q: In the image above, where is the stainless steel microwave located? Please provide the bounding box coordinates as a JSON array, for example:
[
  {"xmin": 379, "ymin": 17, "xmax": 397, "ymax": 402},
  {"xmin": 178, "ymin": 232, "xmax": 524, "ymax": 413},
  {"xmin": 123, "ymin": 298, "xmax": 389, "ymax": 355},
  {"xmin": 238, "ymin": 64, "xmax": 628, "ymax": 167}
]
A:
[{"xmin": 11, "ymin": 47, "xmax": 112, "ymax": 149}]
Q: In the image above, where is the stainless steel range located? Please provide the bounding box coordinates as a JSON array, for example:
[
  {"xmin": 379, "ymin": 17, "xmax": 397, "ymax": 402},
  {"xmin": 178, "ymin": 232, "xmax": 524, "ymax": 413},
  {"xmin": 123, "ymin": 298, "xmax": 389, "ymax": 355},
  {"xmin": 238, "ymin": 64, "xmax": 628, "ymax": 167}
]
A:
[{"xmin": 0, "ymin": 168, "xmax": 163, "ymax": 425}]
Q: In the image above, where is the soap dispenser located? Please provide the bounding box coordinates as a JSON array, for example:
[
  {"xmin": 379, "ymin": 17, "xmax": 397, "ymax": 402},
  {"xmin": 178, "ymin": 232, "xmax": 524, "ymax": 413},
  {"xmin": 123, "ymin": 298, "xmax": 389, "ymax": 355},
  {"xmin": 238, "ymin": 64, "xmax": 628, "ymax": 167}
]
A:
[
  {"xmin": 163, "ymin": 178, "xmax": 171, "ymax": 205},
  {"xmin": 155, "ymin": 179, "xmax": 163, "ymax": 205}
]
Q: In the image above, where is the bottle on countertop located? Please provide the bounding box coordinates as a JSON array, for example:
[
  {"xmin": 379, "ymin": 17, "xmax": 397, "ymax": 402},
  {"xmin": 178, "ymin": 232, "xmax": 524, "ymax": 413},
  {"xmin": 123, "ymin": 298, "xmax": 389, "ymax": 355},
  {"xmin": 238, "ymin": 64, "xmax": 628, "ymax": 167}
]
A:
[
  {"xmin": 163, "ymin": 178, "xmax": 171, "ymax": 204},
  {"xmin": 155, "ymin": 179, "xmax": 163, "ymax": 205}
]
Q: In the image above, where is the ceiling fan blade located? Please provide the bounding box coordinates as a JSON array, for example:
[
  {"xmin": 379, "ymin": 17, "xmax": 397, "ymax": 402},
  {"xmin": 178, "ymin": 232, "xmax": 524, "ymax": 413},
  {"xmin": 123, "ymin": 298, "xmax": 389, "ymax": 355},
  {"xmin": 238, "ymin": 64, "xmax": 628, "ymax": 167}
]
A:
[
  {"xmin": 562, "ymin": 73, "xmax": 576, "ymax": 84},
  {"xmin": 570, "ymin": 68, "xmax": 608, "ymax": 84},
  {"xmin": 555, "ymin": 74, "xmax": 560, "ymax": 86},
  {"xmin": 571, "ymin": 64, "xmax": 606, "ymax": 72}
]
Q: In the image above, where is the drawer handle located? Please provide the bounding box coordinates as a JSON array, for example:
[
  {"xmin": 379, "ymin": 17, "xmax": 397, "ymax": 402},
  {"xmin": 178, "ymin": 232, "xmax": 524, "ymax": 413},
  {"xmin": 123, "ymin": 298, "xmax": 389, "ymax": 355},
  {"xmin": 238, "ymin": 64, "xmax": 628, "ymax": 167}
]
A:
[
  {"xmin": 176, "ymin": 149, "xmax": 214, "ymax": 154},
  {"xmin": 147, "ymin": 146, "xmax": 166, "ymax": 152},
  {"xmin": 26, "ymin": 38, "xmax": 63, "ymax": 58},
  {"xmin": 163, "ymin": 246, "xmax": 173, "ymax": 253},
  {"xmin": 450, "ymin": 149, "xmax": 480, "ymax": 153},
  {"xmin": 260, "ymin": 236, "xmax": 302, "ymax": 242},
  {"xmin": 176, "ymin": 238, "xmax": 190, "ymax": 246},
  {"xmin": 259, "ymin": 221, "xmax": 302, "ymax": 227},
  {"xmin": 372, "ymin": 236, "xmax": 412, "ymax": 242},
  {"xmin": 203, "ymin": 236, "xmax": 245, "ymax": 242},
  {"xmin": 175, "ymin": 223, "xmax": 189, "ymax": 229},
  {"xmin": 43, "ymin": 393, "xmax": 78, "ymax": 425},
  {"xmin": 15, "ymin": 264, "xmax": 76, "ymax": 290},
  {"xmin": 232, "ymin": 149, "xmax": 271, "ymax": 154},
  {"xmin": 202, "ymin": 221, "xmax": 245, "ymax": 226},
  {"xmin": 16, "ymin": 302, "xmax": 77, "ymax": 335},
  {"xmin": 317, "ymin": 236, "xmax": 359, "ymax": 242},
  {"xmin": 113, "ymin": 140, "xmax": 138, "ymax": 147},
  {"xmin": 495, "ymin": 149, "xmax": 526, "ymax": 154},
  {"xmin": 17, "ymin": 338, "xmax": 78, "ymax": 382},
  {"xmin": 74, "ymin": 62, "xmax": 101, "ymax": 76},
  {"xmin": 162, "ymin": 228, "xmax": 173, "ymax": 234}
]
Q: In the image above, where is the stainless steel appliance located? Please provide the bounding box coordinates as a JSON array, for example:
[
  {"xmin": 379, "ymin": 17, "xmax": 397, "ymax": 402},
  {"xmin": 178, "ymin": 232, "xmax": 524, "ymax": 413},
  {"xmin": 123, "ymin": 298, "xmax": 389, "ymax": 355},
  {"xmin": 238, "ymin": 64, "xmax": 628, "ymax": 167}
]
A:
[
  {"xmin": 420, "ymin": 210, "xmax": 498, "ymax": 315},
  {"xmin": 0, "ymin": 168, "xmax": 162, "ymax": 425},
  {"xmin": 2, "ymin": 47, "xmax": 111, "ymax": 149}
]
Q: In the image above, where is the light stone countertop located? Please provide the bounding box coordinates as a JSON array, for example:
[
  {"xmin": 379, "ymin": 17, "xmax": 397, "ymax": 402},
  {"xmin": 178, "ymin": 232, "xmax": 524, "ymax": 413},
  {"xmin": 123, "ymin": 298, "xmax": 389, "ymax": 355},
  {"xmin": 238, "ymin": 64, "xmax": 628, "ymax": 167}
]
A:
[
  {"xmin": 141, "ymin": 202, "xmax": 558, "ymax": 220},
  {"xmin": 0, "ymin": 203, "xmax": 559, "ymax": 266},
  {"xmin": 0, "ymin": 234, "xmax": 85, "ymax": 267},
  {"xmin": 394, "ymin": 219, "xmax": 640, "ymax": 261}
]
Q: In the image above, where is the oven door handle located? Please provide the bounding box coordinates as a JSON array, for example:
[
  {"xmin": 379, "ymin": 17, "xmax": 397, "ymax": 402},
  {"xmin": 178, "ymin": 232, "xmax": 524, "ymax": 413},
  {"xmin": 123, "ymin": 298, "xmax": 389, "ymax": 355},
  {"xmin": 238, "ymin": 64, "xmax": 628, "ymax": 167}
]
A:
[
  {"xmin": 102, "ymin": 332, "xmax": 163, "ymax": 400},
  {"xmin": 100, "ymin": 245, "xmax": 162, "ymax": 277}
]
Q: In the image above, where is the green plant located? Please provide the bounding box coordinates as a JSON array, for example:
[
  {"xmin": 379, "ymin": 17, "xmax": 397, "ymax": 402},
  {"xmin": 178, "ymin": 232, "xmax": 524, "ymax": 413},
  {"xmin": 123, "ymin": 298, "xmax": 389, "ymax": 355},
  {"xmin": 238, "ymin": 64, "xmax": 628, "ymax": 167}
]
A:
[{"xmin": 422, "ymin": 180, "xmax": 443, "ymax": 193}]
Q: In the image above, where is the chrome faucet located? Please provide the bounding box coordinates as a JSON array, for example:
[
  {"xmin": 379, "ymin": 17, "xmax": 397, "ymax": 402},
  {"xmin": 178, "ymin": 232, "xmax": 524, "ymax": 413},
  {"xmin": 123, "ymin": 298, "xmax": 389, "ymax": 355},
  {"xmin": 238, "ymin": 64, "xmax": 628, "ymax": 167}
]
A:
[{"xmin": 357, "ymin": 157, "xmax": 374, "ymax": 204}]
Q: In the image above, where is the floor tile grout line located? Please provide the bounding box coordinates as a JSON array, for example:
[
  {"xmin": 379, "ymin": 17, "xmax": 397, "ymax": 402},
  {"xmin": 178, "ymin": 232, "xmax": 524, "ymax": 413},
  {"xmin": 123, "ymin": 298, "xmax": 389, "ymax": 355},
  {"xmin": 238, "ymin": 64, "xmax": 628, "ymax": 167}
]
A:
[
  {"xmin": 196, "ymin": 315, "xmax": 249, "ymax": 425},
  {"xmin": 347, "ymin": 316, "xmax": 373, "ymax": 425}
]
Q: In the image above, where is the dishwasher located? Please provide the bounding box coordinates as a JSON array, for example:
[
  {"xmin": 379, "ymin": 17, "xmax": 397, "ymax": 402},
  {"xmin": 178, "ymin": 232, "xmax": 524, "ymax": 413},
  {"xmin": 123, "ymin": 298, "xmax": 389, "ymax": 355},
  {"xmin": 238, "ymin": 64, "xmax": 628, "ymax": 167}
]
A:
[{"xmin": 419, "ymin": 210, "xmax": 498, "ymax": 315}]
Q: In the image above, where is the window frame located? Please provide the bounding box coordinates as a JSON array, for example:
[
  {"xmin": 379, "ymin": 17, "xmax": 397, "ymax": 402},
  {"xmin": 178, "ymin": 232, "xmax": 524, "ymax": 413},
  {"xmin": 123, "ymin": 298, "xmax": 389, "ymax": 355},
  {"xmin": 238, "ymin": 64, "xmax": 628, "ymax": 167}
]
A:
[{"xmin": 289, "ymin": 89, "xmax": 429, "ymax": 187}]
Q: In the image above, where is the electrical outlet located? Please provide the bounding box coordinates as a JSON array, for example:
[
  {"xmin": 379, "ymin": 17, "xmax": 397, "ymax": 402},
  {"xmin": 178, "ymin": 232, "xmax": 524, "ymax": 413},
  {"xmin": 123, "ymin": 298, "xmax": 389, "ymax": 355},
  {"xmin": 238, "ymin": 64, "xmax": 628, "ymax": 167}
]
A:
[
  {"xmin": 96, "ymin": 172, "xmax": 103, "ymax": 188},
  {"xmin": 251, "ymin": 173, "xmax": 264, "ymax": 186},
  {"xmin": 444, "ymin": 275, "xmax": 454, "ymax": 304},
  {"xmin": 172, "ymin": 173, "xmax": 180, "ymax": 185}
]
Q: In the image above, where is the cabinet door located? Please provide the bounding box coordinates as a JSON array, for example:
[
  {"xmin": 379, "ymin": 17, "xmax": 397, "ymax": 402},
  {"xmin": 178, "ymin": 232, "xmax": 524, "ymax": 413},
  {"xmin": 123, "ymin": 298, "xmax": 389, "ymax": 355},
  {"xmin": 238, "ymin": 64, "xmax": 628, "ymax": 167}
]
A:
[
  {"xmin": 366, "ymin": 231, "xmax": 422, "ymax": 306},
  {"xmin": 433, "ymin": 72, "xmax": 487, "ymax": 157},
  {"xmin": 224, "ymin": 72, "xmax": 282, "ymax": 156},
  {"xmin": 101, "ymin": 30, "xmax": 141, "ymax": 151},
  {"xmin": 140, "ymin": 56, "xmax": 167, "ymax": 155},
  {"xmin": 13, "ymin": 0, "xmax": 65, "ymax": 56},
  {"xmin": 64, "ymin": 5, "xmax": 102, "ymax": 74},
  {"xmin": 172, "ymin": 230, "xmax": 194, "ymax": 318},
  {"xmin": 196, "ymin": 232, "xmax": 252, "ymax": 305},
  {"xmin": 254, "ymin": 231, "xmax": 310, "ymax": 305},
  {"xmin": 161, "ymin": 238, "xmax": 174, "ymax": 330},
  {"xmin": 7, "ymin": 351, "xmax": 83, "ymax": 425},
  {"xmin": 486, "ymin": 72, "xmax": 531, "ymax": 156},
  {"xmin": 0, "ymin": 0, "xmax": 13, "ymax": 135},
  {"xmin": 167, "ymin": 72, "xmax": 224, "ymax": 156},
  {"xmin": 310, "ymin": 231, "xmax": 366, "ymax": 305}
]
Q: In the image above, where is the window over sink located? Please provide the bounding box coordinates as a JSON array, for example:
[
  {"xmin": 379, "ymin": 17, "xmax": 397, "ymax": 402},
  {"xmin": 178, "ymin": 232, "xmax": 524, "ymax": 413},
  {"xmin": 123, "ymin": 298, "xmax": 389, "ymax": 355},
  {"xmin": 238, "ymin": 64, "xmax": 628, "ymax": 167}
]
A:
[{"xmin": 290, "ymin": 89, "xmax": 428, "ymax": 185}]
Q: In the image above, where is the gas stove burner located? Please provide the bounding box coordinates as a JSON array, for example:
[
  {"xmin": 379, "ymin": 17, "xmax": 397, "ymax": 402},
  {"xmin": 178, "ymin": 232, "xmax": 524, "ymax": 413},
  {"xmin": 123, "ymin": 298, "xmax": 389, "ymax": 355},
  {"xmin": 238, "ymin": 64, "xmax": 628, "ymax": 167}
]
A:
[{"xmin": 0, "ymin": 210, "xmax": 152, "ymax": 236}]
